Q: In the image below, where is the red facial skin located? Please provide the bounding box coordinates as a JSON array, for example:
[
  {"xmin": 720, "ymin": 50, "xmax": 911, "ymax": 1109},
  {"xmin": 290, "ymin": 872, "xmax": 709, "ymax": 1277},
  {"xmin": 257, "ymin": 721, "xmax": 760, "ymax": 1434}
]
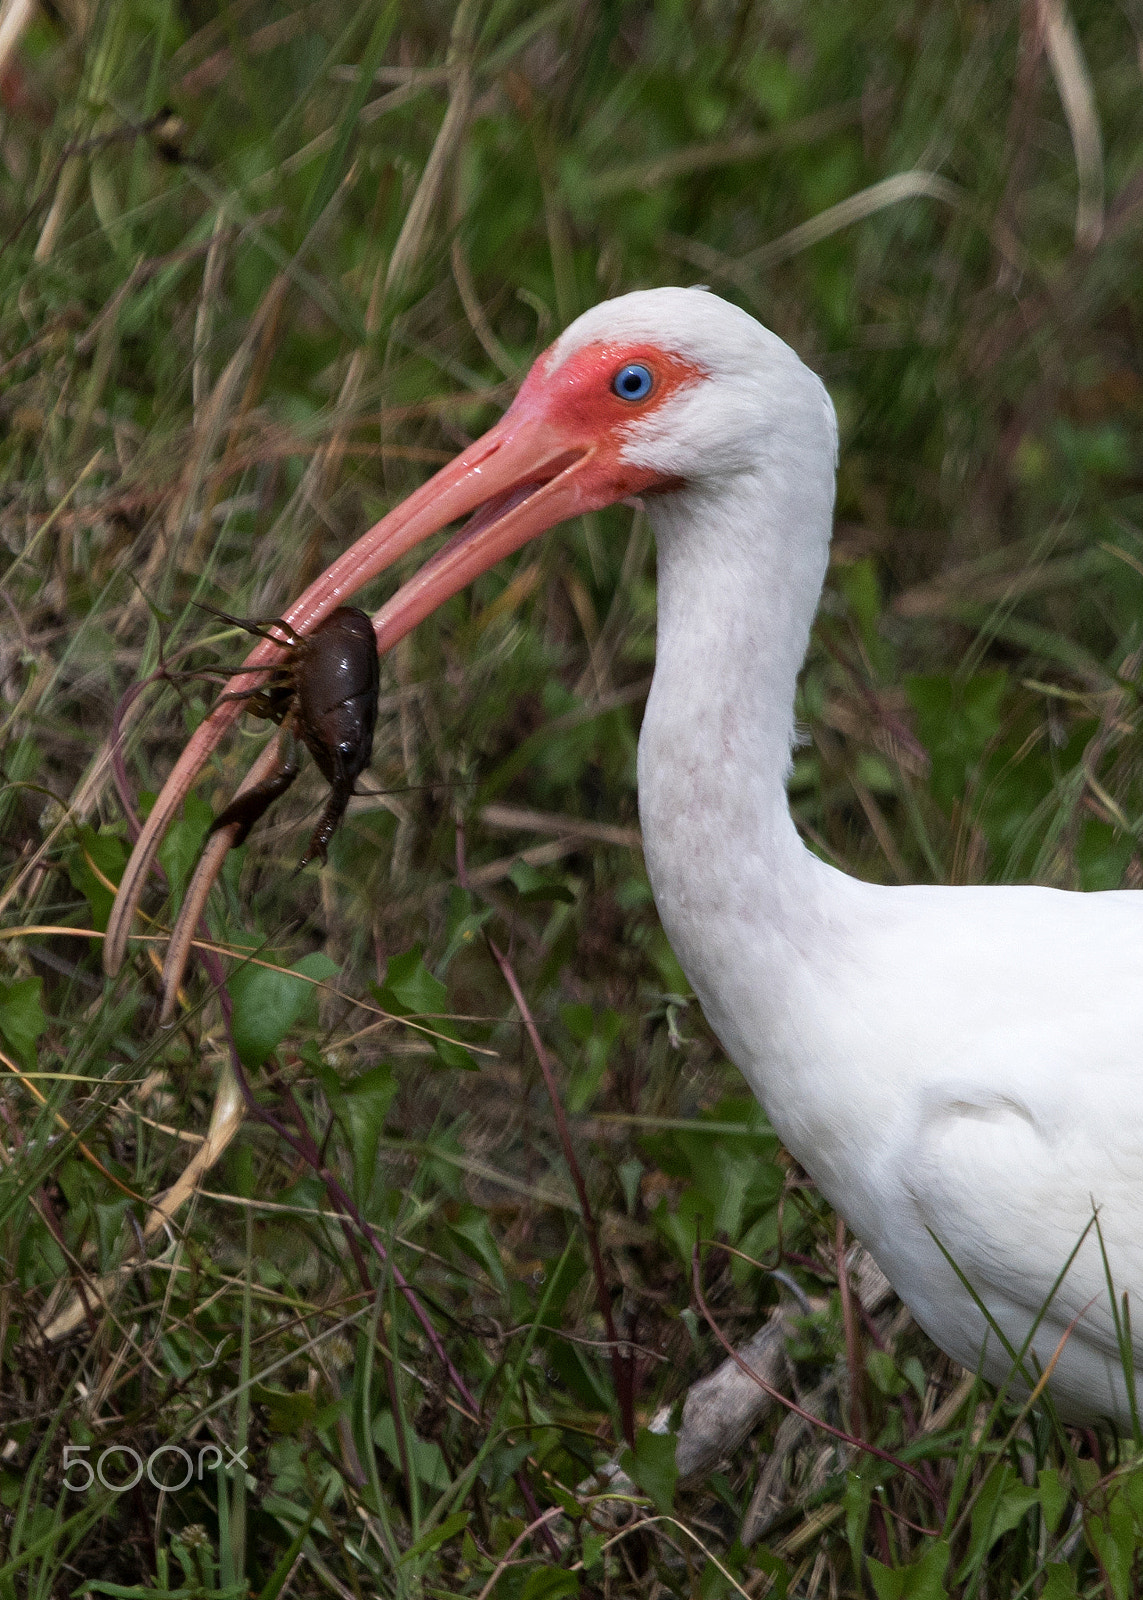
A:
[
  {"xmin": 104, "ymin": 337, "xmax": 705, "ymax": 975},
  {"xmin": 504, "ymin": 339, "xmax": 702, "ymax": 504}
]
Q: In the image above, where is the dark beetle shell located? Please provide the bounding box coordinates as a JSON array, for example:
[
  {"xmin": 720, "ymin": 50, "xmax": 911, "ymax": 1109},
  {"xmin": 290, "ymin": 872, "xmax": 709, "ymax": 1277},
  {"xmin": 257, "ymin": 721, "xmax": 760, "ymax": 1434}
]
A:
[
  {"xmin": 295, "ymin": 607, "xmax": 379, "ymax": 787},
  {"xmin": 209, "ymin": 605, "xmax": 380, "ymax": 864}
]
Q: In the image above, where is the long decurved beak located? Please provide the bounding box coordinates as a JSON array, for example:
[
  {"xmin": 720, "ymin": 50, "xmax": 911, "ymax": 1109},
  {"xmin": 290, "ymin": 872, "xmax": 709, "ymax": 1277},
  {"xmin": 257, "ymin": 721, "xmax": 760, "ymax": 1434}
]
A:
[
  {"xmin": 103, "ymin": 400, "xmax": 608, "ymax": 975},
  {"xmin": 280, "ymin": 407, "xmax": 599, "ymax": 644}
]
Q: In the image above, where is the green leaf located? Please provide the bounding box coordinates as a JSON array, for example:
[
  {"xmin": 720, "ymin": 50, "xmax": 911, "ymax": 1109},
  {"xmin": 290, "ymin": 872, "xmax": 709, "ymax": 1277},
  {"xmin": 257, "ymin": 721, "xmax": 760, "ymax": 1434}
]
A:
[
  {"xmin": 157, "ymin": 793, "xmax": 214, "ymax": 907},
  {"xmin": 0, "ymin": 977, "xmax": 46, "ymax": 1069},
  {"xmin": 536, "ymin": 1247, "xmax": 586, "ymax": 1325},
  {"xmin": 867, "ymin": 1539, "xmax": 949, "ymax": 1600},
  {"xmin": 509, "ymin": 859, "xmax": 575, "ymax": 902},
  {"xmin": 1037, "ymin": 1467, "xmax": 1068, "ymax": 1535},
  {"xmin": 962, "ymin": 1465, "xmax": 1038, "ymax": 1574},
  {"xmin": 519, "ymin": 1568, "xmax": 579, "ymax": 1600},
  {"xmin": 228, "ymin": 951, "xmax": 339, "ymax": 1068},
  {"xmin": 562, "ymin": 1004, "xmax": 623, "ymax": 1113},
  {"xmin": 437, "ymin": 887, "xmax": 492, "ymax": 973},
  {"xmin": 1076, "ymin": 817, "xmax": 1133, "ymax": 891},
  {"xmin": 560, "ymin": 1002, "xmax": 595, "ymax": 1043},
  {"xmin": 582, "ymin": 1530, "xmax": 605, "ymax": 1570},
  {"xmin": 255, "ymin": 1489, "xmax": 328, "ymax": 1600},
  {"xmin": 377, "ymin": 946, "xmax": 448, "ymax": 1016},
  {"xmin": 373, "ymin": 947, "xmax": 477, "ymax": 1069},
  {"xmin": 746, "ymin": 1549, "xmax": 789, "ymax": 1596},
  {"xmin": 66, "ymin": 824, "xmax": 127, "ymax": 932},
  {"xmin": 430, "ymin": 1031, "xmax": 479, "ymax": 1071},
  {"xmin": 1040, "ymin": 1565, "xmax": 1079, "ymax": 1600},
  {"xmin": 338, "ymin": 1065, "xmax": 397, "ymax": 1198},
  {"xmin": 373, "ymin": 1412, "xmax": 450, "ymax": 1493},
  {"xmin": 866, "ymin": 1349, "xmax": 907, "ymax": 1397},
  {"xmin": 619, "ymin": 1427, "xmax": 678, "ymax": 1516},
  {"xmin": 94, "ymin": 1198, "xmax": 130, "ymax": 1269},
  {"xmin": 252, "ymin": 1384, "xmax": 317, "ymax": 1434},
  {"xmin": 449, "ymin": 1209, "xmax": 509, "ymax": 1296},
  {"xmin": 844, "ymin": 1470, "xmax": 871, "ymax": 1572},
  {"xmin": 399, "ymin": 1508, "xmax": 470, "ymax": 1563},
  {"xmin": 1087, "ymin": 1484, "xmax": 1135, "ymax": 1600},
  {"xmin": 837, "ymin": 557, "xmax": 890, "ymax": 674}
]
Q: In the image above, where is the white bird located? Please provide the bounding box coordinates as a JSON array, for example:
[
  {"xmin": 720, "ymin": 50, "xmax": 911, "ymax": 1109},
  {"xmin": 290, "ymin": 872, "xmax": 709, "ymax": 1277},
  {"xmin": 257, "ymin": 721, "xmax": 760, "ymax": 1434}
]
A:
[{"xmin": 109, "ymin": 287, "xmax": 1143, "ymax": 1427}]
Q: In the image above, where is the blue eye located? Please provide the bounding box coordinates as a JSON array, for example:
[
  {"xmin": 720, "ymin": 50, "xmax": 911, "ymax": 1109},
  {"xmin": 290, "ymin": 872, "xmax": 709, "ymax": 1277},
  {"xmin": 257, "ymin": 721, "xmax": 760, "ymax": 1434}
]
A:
[{"xmin": 612, "ymin": 363, "xmax": 653, "ymax": 401}]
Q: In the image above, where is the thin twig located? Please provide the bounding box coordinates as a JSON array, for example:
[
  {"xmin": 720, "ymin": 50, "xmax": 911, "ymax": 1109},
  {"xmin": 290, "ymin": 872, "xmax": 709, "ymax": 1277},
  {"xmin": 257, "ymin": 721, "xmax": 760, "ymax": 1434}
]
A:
[
  {"xmin": 690, "ymin": 1241, "xmax": 932, "ymax": 1495},
  {"xmin": 835, "ymin": 1217, "xmax": 866, "ymax": 1439},
  {"xmin": 457, "ymin": 820, "xmax": 637, "ymax": 1446}
]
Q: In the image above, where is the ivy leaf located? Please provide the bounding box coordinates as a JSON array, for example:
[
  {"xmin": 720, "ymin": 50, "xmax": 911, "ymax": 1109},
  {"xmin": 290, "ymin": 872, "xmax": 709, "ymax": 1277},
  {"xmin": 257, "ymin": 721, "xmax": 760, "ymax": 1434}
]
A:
[
  {"xmin": 620, "ymin": 1426, "xmax": 678, "ymax": 1515},
  {"xmin": 377, "ymin": 946, "xmax": 447, "ymax": 1015},
  {"xmin": 868, "ymin": 1540, "xmax": 950, "ymax": 1600},
  {"xmin": 228, "ymin": 950, "xmax": 339, "ymax": 1068},
  {"xmin": 67, "ymin": 825, "xmax": 127, "ymax": 933},
  {"xmin": 959, "ymin": 1465, "xmax": 1038, "ymax": 1577},
  {"xmin": 373, "ymin": 947, "xmax": 477, "ymax": 1070},
  {"xmin": 0, "ymin": 977, "xmax": 46, "ymax": 1069}
]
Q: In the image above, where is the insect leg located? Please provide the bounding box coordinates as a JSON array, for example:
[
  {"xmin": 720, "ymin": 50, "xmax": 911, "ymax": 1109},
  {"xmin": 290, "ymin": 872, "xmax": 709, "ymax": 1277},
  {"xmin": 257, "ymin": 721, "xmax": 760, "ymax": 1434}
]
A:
[{"xmin": 209, "ymin": 735, "xmax": 301, "ymax": 846}]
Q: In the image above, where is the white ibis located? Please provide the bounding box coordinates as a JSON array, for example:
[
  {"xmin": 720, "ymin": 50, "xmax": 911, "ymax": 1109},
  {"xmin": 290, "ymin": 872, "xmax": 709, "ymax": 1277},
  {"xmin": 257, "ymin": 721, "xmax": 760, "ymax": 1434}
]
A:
[{"xmin": 108, "ymin": 287, "xmax": 1143, "ymax": 1427}]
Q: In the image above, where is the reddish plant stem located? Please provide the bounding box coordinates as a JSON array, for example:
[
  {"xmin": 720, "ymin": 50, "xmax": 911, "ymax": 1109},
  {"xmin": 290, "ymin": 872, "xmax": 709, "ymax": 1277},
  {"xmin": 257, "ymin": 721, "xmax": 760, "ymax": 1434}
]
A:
[
  {"xmin": 486, "ymin": 936, "xmax": 636, "ymax": 1447},
  {"xmin": 454, "ymin": 825, "xmax": 637, "ymax": 1452},
  {"xmin": 456, "ymin": 822, "xmax": 636, "ymax": 1447},
  {"xmin": 835, "ymin": 1217, "xmax": 866, "ymax": 1440}
]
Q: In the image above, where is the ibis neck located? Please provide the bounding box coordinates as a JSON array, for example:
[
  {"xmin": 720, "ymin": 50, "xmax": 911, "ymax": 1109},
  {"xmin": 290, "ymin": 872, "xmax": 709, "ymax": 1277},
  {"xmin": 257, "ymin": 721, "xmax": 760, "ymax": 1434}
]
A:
[{"xmin": 637, "ymin": 463, "xmax": 837, "ymax": 1056}]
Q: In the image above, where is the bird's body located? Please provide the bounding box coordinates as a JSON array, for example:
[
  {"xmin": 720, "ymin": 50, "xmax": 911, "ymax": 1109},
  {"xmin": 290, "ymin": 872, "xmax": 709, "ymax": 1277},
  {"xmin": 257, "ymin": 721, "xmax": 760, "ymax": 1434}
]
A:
[
  {"xmin": 121, "ymin": 285, "xmax": 1143, "ymax": 1425},
  {"xmin": 557, "ymin": 289, "xmax": 1143, "ymax": 1426}
]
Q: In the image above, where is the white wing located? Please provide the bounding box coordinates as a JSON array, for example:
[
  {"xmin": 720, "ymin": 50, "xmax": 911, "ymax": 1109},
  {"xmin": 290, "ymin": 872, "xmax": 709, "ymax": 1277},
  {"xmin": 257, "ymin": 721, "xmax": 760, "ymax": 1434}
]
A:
[
  {"xmin": 860, "ymin": 884, "xmax": 1143, "ymax": 1419},
  {"xmin": 904, "ymin": 1064, "xmax": 1143, "ymax": 1366}
]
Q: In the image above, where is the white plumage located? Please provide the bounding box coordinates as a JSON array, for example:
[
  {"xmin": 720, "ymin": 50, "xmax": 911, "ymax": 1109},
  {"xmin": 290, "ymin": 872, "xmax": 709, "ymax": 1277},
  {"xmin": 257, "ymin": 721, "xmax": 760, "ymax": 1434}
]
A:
[{"xmin": 551, "ymin": 289, "xmax": 1143, "ymax": 1425}]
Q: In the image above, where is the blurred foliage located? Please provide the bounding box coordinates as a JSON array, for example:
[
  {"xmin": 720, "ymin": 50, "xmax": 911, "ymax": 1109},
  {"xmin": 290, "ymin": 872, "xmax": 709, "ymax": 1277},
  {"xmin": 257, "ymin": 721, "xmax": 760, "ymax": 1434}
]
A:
[{"xmin": 0, "ymin": 0, "xmax": 1141, "ymax": 1593}]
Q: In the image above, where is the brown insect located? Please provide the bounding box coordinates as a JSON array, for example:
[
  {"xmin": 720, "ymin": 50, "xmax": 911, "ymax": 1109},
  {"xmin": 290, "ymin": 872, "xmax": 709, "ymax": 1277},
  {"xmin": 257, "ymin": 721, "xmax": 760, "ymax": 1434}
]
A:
[{"xmin": 208, "ymin": 605, "xmax": 380, "ymax": 866}]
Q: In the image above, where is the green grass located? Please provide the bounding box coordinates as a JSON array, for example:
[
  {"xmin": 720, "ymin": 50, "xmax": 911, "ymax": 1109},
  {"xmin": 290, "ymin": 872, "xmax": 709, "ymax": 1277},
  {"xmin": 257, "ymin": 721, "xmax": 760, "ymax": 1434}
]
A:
[{"xmin": 1, "ymin": 0, "xmax": 1142, "ymax": 1594}]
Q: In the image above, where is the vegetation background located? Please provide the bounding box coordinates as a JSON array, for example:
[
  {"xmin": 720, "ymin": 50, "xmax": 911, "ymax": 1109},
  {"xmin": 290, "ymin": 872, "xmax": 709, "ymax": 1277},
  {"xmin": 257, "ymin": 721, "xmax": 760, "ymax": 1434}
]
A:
[{"xmin": 0, "ymin": 0, "xmax": 1141, "ymax": 1594}]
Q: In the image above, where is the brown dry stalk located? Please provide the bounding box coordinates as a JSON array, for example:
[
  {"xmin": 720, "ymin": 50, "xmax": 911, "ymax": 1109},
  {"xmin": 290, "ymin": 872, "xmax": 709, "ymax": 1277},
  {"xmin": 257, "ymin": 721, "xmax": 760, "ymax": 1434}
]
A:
[{"xmin": 41, "ymin": 1065, "xmax": 246, "ymax": 1342}]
